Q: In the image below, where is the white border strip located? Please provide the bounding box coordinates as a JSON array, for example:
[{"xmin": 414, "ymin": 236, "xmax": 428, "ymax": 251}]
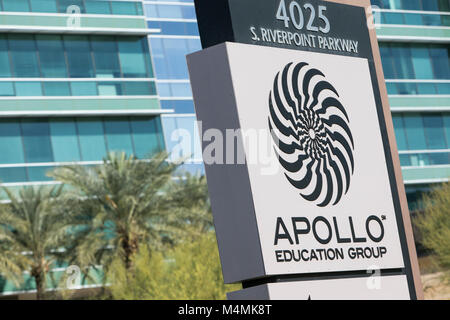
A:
[
  {"xmin": 389, "ymin": 94, "xmax": 450, "ymax": 98},
  {"xmin": 156, "ymin": 79, "xmax": 191, "ymax": 83},
  {"xmin": 161, "ymin": 113, "xmax": 196, "ymax": 118},
  {"xmin": 375, "ymin": 24, "xmax": 450, "ymax": 30},
  {"xmin": 0, "ymin": 95, "xmax": 159, "ymax": 100},
  {"xmin": 0, "ymin": 26, "xmax": 160, "ymax": 35},
  {"xmin": 402, "ymin": 164, "xmax": 450, "ymax": 170},
  {"xmin": 385, "ymin": 79, "xmax": 450, "ymax": 83},
  {"xmin": 0, "ymin": 283, "xmax": 107, "ymax": 297},
  {"xmin": 372, "ymin": 8, "xmax": 450, "ymax": 16},
  {"xmin": 398, "ymin": 149, "xmax": 450, "ymax": 154},
  {"xmin": 391, "ymin": 107, "xmax": 450, "ymax": 112},
  {"xmin": 0, "ymin": 181, "xmax": 62, "ymax": 188},
  {"xmin": 0, "ymin": 109, "xmax": 174, "ymax": 117},
  {"xmin": 143, "ymin": 1, "xmax": 194, "ymax": 6},
  {"xmin": 0, "ymin": 78, "xmax": 156, "ymax": 82},
  {"xmin": 404, "ymin": 178, "xmax": 449, "ymax": 185},
  {"xmin": 147, "ymin": 17, "xmax": 197, "ymax": 23},
  {"xmin": 148, "ymin": 34, "xmax": 200, "ymax": 39},
  {"xmin": 158, "ymin": 96, "xmax": 193, "ymax": 101},
  {"xmin": 0, "ymin": 161, "xmax": 103, "ymax": 169},
  {"xmin": 0, "ymin": 11, "xmax": 147, "ymax": 19},
  {"xmin": 377, "ymin": 35, "xmax": 450, "ymax": 43}
]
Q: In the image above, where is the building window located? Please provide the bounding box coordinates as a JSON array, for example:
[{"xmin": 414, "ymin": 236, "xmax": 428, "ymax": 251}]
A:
[
  {"xmin": 0, "ymin": 0, "xmax": 143, "ymax": 15},
  {"xmin": 405, "ymin": 184, "xmax": 433, "ymax": 213},
  {"xmin": 85, "ymin": 0, "xmax": 111, "ymax": 14},
  {"xmin": 36, "ymin": 35, "xmax": 68, "ymax": 78},
  {"xmin": 49, "ymin": 119, "xmax": 82, "ymax": 162},
  {"xmin": 423, "ymin": 115, "xmax": 447, "ymax": 150},
  {"xmin": 1, "ymin": 0, "xmax": 30, "ymax": 12},
  {"xmin": 393, "ymin": 113, "xmax": 450, "ymax": 168},
  {"xmin": 117, "ymin": 37, "xmax": 153, "ymax": 78},
  {"xmin": 371, "ymin": 0, "xmax": 450, "ymax": 12},
  {"xmin": 77, "ymin": 118, "xmax": 108, "ymax": 161},
  {"xmin": 0, "ymin": 35, "xmax": 12, "ymax": 77},
  {"xmin": 58, "ymin": 0, "xmax": 85, "ymax": 13},
  {"xmin": 104, "ymin": 118, "xmax": 135, "ymax": 156},
  {"xmin": 8, "ymin": 34, "xmax": 40, "ymax": 77},
  {"xmin": 147, "ymin": 21, "xmax": 199, "ymax": 36},
  {"xmin": 43, "ymin": 82, "xmax": 71, "ymax": 96},
  {"xmin": 70, "ymin": 82, "xmax": 98, "ymax": 96},
  {"xmin": 29, "ymin": 0, "xmax": 58, "ymax": 13},
  {"xmin": 2, "ymin": 34, "xmax": 153, "ymax": 79},
  {"xmin": 0, "ymin": 80, "xmax": 157, "ymax": 97},
  {"xmin": 0, "ymin": 120, "xmax": 25, "ymax": 164},
  {"xmin": 150, "ymin": 37, "xmax": 201, "ymax": 79},
  {"xmin": 64, "ymin": 35, "xmax": 95, "ymax": 78},
  {"xmin": 161, "ymin": 115, "xmax": 202, "ymax": 162},
  {"xmin": 395, "ymin": 113, "xmax": 449, "ymax": 151},
  {"xmin": 145, "ymin": 4, "xmax": 197, "ymax": 20},
  {"xmin": 21, "ymin": 119, "xmax": 54, "ymax": 163},
  {"xmin": 0, "ymin": 117, "xmax": 165, "ymax": 183},
  {"xmin": 91, "ymin": 36, "xmax": 121, "ymax": 78},
  {"xmin": 380, "ymin": 43, "xmax": 450, "ymax": 80}
]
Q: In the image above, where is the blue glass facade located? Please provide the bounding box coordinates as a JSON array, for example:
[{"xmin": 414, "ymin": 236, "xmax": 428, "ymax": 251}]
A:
[
  {"xmin": 377, "ymin": 10, "xmax": 449, "ymax": 26},
  {"xmin": 144, "ymin": 0, "xmax": 203, "ymax": 174},
  {"xmin": 0, "ymin": 34, "xmax": 156, "ymax": 97},
  {"xmin": 371, "ymin": 0, "xmax": 450, "ymax": 27},
  {"xmin": 393, "ymin": 113, "xmax": 450, "ymax": 165},
  {"xmin": 0, "ymin": 0, "xmax": 166, "ymax": 188},
  {"xmin": 371, "ymin": 0, "xmax": 450, "ymax": 210},
  {"xmin": 0, "ymin": 0, "xmax": 144, "ymax": 15},
  {"xmin": 144, "ymin": 0, "xmax": 450, "ymax": 210},
  {"xmin": 0, "ymin": 80, "xmax": 156, "ymax": 97},
  {"xmin": 371, "ymin": 0, "xmax": 450, "ymax": 12},
  {"xmin": 0, "ymin": 117, "xmax": 164, "ymax": 184}
]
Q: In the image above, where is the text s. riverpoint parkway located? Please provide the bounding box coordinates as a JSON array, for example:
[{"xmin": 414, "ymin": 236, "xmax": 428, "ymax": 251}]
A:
[{"xmin": 0, "ymin": 0, "xmax": 448, "ymax": 299}]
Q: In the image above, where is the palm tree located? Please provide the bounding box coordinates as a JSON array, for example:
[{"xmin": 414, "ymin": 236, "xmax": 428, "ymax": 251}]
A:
[
  {"xmin": 49, "ymin": 152, "xmax": 187, "ymax": 274},
  {"xmin": 0, "ymin": 185, "xmax": 70, "ymax": 300},
  {"xmin": 168, "ymin": 173, "xmax": 213, "ymax": 236}
]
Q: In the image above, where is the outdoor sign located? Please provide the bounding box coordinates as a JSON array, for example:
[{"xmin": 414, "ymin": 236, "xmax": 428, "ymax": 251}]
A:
[
  {"xmin": 187, "ymin": 0, "xmax": 423, "ymax": 299},
  {"xmin": 227, "ymin": 275, "xmax": 411, "ymax": 300}
]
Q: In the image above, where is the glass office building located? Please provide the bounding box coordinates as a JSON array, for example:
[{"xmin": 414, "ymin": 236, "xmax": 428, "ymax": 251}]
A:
[
  {"xmin": 371, "ymin": 0, "xmax": 450, "ymax": 211},
  {"xmin": 0, "ymin": 0, "xmax": 166, "ymax": 296},
  {"xmin": 143, "ymin": 0, "xmax": 450, "ymax": 211},
  {"xmin": 143, "ymin": 0, "xmax": 203, "ymax": 174},
  {"xmin": 0, "ymin": 0, "xmax": 166, "ymax": 190}
]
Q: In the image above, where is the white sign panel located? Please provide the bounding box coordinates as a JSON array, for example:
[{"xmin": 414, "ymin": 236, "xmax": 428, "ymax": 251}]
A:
[
  {"xmin": 228, "ymin": 275, "xmax": 411, "ymax": 300},
  {"xmin": 227, "ymin": 43, "xmax": 404, "ymax": 275}
]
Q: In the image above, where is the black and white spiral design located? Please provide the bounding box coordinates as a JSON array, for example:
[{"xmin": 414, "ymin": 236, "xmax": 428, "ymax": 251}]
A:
[{"xmin": 268, "ymin": 62, "xmax": 355, "ymax": 207}]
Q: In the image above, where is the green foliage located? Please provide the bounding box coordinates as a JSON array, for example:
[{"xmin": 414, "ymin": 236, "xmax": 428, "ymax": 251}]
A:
[
  {"xmin": 168, "ymin": 173, "xmax": 213, "ymax": 236},
  {"xmin": 49, "ymin": 152, "xmax": 187, "ymax": 274},
  {"xmin": 414, "ymin": 182, "xmax": 450, "ymax": 281},
  {"xmin": 0, "ymin": 185, "xmax": 72, "ymax": 299},
  {"xmin": 0, "ymin": 152, "xmax": 230, "ymax": 300},
  {"xmin": 107, "ymin": 233, "xmax": 241, "ymax": 300}
]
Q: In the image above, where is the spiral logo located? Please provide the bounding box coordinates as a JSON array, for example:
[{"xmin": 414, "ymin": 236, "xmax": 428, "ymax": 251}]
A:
[{"xmin": 268, "ymin": 62, "xmax": 355, "ymax": 207}]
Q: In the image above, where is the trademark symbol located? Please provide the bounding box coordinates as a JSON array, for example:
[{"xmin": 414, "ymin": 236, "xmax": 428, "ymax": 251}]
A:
[{"xmin": 381, "ymin": 215, "xmax": 386, "ymax": 221}]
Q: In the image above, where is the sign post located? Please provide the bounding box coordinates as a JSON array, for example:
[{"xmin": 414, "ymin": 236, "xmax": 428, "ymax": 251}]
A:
[{"xmin": 187, "ymin": 0, "xmax": 423, "ymax": 300}]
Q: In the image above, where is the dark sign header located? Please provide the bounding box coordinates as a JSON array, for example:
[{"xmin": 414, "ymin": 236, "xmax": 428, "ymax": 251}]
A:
[{"xmin": 194, "ymin": 0, "xmax": 373, "ymax": 59}]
